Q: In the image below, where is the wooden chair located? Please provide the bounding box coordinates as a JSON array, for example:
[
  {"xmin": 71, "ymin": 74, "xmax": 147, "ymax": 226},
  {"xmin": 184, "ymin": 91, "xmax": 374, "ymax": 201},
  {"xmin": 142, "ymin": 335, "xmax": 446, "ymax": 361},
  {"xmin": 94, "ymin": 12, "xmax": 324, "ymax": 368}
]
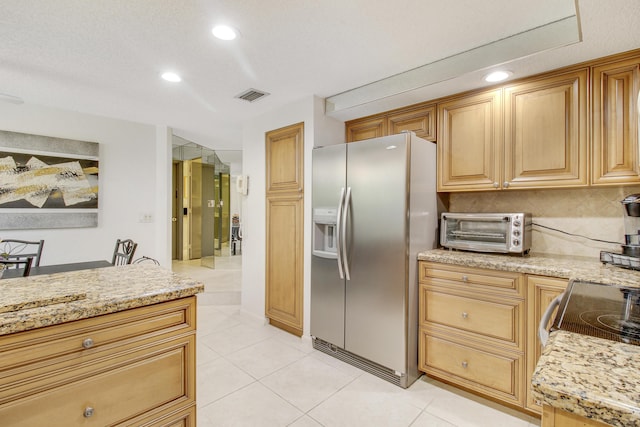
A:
[
  {"xmin": 111, "ymin": 239, "xmax": 138, "ymax": 265},
  {"xmin": 0, "ymin": 239, "xmax": 44, "ymax": 266},
  {"xmin": 0, "ymin": 257, "xmax": 34, "ymax": 277}
]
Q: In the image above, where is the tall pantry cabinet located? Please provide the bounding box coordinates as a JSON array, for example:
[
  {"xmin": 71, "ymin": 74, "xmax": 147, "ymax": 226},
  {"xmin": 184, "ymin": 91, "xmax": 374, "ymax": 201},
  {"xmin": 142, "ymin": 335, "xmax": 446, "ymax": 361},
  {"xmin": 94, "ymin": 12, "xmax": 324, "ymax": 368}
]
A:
[{"xmin": 265, "ymin": 122, "xmax": 305, "ymax": 336}]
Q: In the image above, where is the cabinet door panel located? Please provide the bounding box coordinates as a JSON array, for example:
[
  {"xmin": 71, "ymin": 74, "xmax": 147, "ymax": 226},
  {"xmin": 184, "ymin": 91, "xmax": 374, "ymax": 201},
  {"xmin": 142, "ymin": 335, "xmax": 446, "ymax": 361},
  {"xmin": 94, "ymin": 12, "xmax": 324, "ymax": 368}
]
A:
[
  {"xmin": 525, "ymin": 275, "xmax": 568, "ymax": 414},
  {"xmin": 266, "ymin": 122, "xmax": 304, "ymax": 193},
  {"xmin": 346, "ymin": 116, "xmax": 386, "ymax": 142},
  {"xmin": 504, "ymin": 70, "xmax": 588, "ymax": 189},
  {"xmin": 592, "ymin": 58, "xmax": 640, "ymax": 185},
  {"xmin": 437, "ymin": 89, "xmax": 502, "ymax": 191},
  {"xmin": 265, "ymin": 195, "xmax": 304, "ymax": 334},
  {"xmin": 387, "ymin": 104, "xmax": 436, "ymax": 140}
]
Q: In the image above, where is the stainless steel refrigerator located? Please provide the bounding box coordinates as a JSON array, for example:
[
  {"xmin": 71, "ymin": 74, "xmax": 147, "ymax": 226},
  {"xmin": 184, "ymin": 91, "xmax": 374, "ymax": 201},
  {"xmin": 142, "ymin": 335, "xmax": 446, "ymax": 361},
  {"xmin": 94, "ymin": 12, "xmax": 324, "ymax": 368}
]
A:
[{"xmin": 310, "ymin": 132, "xmax": 437, "ymax": 388}]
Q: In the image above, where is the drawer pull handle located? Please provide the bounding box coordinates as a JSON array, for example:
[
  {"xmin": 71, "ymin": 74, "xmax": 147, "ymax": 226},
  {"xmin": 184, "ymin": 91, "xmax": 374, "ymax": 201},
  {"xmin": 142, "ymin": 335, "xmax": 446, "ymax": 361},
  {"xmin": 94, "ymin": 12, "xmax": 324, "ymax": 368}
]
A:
[
  {"xmin": 461, "ymin": 361, "xmax": 468, "ymax": 369},
  {"xmin": 84, "ymin": 407, "xmax": 95, "ymax": 418},
  {"xmin": 82, "ymin": 338, "xmax": 94, "ymax": 349},
  {"xmin": 462, "ymin": 275, "xmax": 468, "ymax": 282},
  {"xmin": 462, "ymin": 312, "xmax": 468, "ymax": 319}
]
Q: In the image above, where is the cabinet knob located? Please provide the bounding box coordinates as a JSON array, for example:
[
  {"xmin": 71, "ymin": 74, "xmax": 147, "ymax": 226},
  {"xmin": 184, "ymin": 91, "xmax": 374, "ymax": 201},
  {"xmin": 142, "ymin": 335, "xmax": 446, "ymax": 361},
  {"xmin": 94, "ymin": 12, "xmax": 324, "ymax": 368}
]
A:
[
  {"xmin": 461, "ymin": 361, "xmax": 468, "ymax": 369},
  {"xmin": 503, "ymin": 182, "xmax": 510, "ymax": 188},
  {"xmin": 84, "ymin": 407, "xmax": 95, "ymax": 418},
  {"xmin": 493, "ymin": 182, "xmax": 499, "ymax": 188},
  {"xmin": 82, "ymin": 338, "xmax": 94, "ymax": 349},
  {"xmin": 461, "ymin": 275, "xmax": 468, "ymax": 282},
  {"xmin": 462, "ymin": 312, "xmax": 468, "ymax": 319}
]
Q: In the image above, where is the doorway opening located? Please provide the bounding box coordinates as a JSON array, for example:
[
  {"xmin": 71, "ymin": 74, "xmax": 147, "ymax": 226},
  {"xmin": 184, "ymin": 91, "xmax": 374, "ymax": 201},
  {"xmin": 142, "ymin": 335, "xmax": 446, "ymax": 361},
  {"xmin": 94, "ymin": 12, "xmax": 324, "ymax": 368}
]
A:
[{"xmin": 172, "ymin": 136, "xmax": 242, "ymax": 269}]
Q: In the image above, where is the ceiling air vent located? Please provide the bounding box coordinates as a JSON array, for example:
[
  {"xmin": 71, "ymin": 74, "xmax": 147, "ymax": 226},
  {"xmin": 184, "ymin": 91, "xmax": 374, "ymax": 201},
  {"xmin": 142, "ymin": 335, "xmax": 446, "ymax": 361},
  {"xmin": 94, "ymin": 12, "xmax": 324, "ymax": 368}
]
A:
[{"xmin": 235, "ymin": 88, "xmax": 270, "ymax": 103}]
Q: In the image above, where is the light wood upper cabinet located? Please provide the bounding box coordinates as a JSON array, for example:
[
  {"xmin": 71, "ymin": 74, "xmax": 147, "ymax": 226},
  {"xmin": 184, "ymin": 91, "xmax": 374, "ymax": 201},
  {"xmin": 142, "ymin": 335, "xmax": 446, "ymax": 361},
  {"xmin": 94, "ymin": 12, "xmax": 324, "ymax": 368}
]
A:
[
  {"xmin": 592, "ymin": 57, "xmax": 640, "ymax": 185},
  {"xmin": 345, "ymin": 104, "xmax": 436, "ymax": 142},
  {"xmin": 504, "ymin": 69, "xmax": 589, "ymax": 189},
  {"xmin": 345, "ymin": 115, "xmax": 386, "ymax": 142},
  {"xmin": 266, "ymin": 122, "xmax": 304, "ymax": 193},
  {"xmin": 437, "ymin": 89, "xmax": 502, "ymax": 191},
  {"xmin": 387, "ymin": 104, "xmax": 436, "ymax": 141}
]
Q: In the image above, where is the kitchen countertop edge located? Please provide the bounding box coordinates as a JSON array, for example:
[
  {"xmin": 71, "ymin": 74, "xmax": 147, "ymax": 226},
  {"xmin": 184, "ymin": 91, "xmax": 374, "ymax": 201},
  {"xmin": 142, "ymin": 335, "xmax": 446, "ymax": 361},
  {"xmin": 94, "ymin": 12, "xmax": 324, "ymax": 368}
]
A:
[{"xmin": 0, "ymin": 264, "xmax": 204, "ymax": 336}]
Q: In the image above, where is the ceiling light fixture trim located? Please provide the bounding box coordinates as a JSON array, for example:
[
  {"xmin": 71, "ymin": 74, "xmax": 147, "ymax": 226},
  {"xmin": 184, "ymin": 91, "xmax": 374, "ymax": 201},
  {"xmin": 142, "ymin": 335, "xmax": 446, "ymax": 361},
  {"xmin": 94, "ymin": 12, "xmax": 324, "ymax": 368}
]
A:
[
  {"xmin": 161, "ymin": 72, "xmax": 182, "ymax": 83},
  {"xmin": 484, "ymin": 70, "xmax": 513, "ymax": 82},
  {"xmin": 212, "ymin": 25, "xmax": 238, "ymax": 41}
]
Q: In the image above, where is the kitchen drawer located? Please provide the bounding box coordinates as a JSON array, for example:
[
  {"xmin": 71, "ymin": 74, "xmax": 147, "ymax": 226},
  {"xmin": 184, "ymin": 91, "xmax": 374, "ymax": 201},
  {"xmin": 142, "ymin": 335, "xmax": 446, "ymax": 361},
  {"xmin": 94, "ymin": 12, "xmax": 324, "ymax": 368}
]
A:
[
  {"xmin": 420, "ymin": 262, "xmax": 523, "ymax": 297},
  {"xmin": 420, "ymin": 331, "xmax": 522, "ymax": 405},
  {"xmin": 420, "ymin": 287, "xmax": 523, "ymax": 348},
  {"xmin": 0, "ymin": 297, "xmax": 195, "ymax": 371},
  {"xmin": 135, "ymin": 406, "xmax": 196, "ymax": 427},
  {"xmin": 0, "ymin": 334, "xmax": 195, "ymax": 427}
]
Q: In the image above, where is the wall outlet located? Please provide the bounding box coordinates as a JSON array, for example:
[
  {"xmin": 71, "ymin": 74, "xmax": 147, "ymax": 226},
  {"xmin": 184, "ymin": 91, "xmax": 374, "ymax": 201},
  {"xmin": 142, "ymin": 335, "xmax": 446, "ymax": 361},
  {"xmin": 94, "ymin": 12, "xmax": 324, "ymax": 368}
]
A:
[{"xmin": 139, "ymin": 213, "xmax": 154, "ymax": 223}]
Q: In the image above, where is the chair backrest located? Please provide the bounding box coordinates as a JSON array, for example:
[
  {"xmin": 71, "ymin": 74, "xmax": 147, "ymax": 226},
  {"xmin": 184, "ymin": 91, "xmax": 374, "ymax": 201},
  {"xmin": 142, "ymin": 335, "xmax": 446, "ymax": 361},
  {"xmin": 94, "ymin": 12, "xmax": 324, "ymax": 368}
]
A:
[
  {"xmin": 0, "ymin": 257, "xmax": 34, "ymax": 277},
  {"xmin": 0, "ymin": 239, "xmax": 44, "ymax": 267},
  {"xmin": 112, "ymin": 239, "xmax": 138, "ymax": 266}
]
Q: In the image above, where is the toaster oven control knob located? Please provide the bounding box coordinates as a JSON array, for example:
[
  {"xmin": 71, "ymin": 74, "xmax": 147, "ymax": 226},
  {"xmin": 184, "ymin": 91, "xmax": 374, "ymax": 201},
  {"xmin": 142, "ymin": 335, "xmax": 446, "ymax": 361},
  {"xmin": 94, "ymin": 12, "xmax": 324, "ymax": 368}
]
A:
[
  {"xmin": 513, "ymin": 239, "xmax": 520, "ymax": 246},
  {"xmin": 513, "ymin": 230, "xmax": 521, "ymax": 237},
  {"xmin": 513, "ymin": 220, "xmax": 521, "ymax": 227}
]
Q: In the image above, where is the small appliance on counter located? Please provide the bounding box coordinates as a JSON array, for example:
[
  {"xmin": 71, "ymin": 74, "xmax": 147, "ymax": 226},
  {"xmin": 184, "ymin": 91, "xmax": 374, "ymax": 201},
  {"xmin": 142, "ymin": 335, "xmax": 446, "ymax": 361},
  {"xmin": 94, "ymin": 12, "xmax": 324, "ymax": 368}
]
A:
[
  {"xmin": 539, "ymin": 280, "xmax": 640, "ymax": 347},
  {"xmin": 440, "ymin": 212, "xmax": 532, "ymax": 255},
  {"xmin": 600, "ymin": 193, "xmax": 640, "ymax": 270}
]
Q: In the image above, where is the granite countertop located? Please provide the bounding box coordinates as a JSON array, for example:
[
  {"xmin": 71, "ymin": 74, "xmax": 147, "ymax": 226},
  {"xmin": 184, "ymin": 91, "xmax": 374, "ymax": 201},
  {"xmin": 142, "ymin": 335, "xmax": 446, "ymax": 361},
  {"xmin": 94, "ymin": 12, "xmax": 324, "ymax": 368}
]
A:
[
  {"xmin": 531, "ymin": 331, "xmax": 640, "ymax": 427},
  {"xmin": 0, "ymin": 264, "xmax": 204, "ymax": 336},
  {"xmin": 418, "ymin": 248, "xmax": 640, "ymax": 288}
]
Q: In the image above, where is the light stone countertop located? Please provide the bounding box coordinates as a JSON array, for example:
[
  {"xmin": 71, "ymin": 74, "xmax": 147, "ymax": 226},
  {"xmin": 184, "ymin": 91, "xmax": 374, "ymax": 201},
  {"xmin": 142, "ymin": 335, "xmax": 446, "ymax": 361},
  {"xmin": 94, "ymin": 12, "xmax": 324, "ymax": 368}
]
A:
[
  {"xmin": 418, "ymin": 248, "xmax": 640, "ymax": 288},
  {"xmin": 531, "ymin": 331, "xmax": 640, "ymax": 427},
  {"xmin": 418, "ymin": 248, "xmax": 640, "ymax": 426},
  {"xmin": 0, "ymin": 264, "xmax": 204, "ymax": 336}
]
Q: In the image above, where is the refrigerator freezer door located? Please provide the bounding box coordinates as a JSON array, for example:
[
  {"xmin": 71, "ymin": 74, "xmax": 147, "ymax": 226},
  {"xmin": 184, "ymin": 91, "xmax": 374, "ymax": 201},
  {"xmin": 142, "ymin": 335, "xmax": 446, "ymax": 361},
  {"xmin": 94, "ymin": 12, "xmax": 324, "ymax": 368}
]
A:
[
  {"xmin": 311, "ymin": 143, "xmax": 347, "ymax": 347},
  {"xmin": 344, "ymin": 134, "xmax": 409, "ymax": 373}
]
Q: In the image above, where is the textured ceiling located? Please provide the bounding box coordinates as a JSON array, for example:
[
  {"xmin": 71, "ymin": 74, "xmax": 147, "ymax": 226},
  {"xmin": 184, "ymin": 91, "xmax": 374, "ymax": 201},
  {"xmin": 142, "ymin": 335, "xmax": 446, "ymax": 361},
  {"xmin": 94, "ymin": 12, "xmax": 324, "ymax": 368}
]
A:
[{"xmin": 1, "ymin": 0, "xmax": 639, "ymax": 150}]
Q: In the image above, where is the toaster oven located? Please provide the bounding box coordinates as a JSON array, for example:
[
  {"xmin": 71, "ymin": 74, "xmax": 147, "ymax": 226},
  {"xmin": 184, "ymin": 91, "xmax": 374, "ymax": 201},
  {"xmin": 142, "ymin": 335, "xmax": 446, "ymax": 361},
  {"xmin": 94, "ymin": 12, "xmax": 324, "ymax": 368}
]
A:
[{"xmin": 440, "ymin": 212, "xmax": 532, "ymax": 255}]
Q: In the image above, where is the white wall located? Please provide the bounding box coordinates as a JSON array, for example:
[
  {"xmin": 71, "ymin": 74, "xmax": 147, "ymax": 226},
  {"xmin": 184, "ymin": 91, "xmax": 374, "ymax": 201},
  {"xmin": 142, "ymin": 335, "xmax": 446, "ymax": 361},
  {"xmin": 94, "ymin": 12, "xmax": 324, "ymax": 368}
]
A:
[
  {"xmin": 0, "ymin": 103, "xmax": 172, "ymax": 266},
  {"xmin": 241, "ymin": 95, "xmax": 344, "ymax": 336}
]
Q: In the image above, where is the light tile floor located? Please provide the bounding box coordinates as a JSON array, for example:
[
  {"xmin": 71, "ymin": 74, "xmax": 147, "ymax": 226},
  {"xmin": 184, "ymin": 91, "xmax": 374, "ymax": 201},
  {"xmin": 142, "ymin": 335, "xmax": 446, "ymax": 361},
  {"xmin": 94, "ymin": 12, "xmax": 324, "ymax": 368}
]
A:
[{"xmin": 172, "ymin": 254, "xmax": 541, "ymax": 427}]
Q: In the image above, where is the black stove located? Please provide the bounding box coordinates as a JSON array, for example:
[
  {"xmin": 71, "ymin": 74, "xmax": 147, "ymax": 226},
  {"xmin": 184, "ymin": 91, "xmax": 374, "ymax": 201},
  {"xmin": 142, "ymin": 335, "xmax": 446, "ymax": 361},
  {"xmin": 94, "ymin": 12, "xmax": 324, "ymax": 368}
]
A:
[{"xmin": 552, "ymin": 280, "xmax": 640, "ymax": 346}]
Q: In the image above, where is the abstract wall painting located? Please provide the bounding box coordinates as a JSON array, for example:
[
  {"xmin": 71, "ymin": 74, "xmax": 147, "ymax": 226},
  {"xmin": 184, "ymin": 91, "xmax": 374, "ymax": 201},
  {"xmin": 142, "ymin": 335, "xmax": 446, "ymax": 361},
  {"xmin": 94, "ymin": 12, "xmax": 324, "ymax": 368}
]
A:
[{"xmin": 0, "ymin": 130, "xmax": 99, "ymax": 229}]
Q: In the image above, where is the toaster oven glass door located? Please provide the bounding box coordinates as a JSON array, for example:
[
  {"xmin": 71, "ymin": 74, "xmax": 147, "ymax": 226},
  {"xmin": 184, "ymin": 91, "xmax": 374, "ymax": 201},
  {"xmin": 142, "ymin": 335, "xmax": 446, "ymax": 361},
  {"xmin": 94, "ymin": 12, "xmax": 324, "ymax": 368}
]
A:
[{"xmin": 443, "ymin": 216, "xmax": 510, "ymax": 249}]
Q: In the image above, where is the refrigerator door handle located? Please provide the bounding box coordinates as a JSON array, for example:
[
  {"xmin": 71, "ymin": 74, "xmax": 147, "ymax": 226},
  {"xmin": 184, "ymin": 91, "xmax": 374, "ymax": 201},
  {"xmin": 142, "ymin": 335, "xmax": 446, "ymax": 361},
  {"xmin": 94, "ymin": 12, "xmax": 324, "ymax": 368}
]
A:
[
  {"xmin": 336, "ymin": 187, "xmax": 346, "ymax": 279},
  {"xmin": 342, "ymin": 186, "xmax": 352, "ymax": 281}
]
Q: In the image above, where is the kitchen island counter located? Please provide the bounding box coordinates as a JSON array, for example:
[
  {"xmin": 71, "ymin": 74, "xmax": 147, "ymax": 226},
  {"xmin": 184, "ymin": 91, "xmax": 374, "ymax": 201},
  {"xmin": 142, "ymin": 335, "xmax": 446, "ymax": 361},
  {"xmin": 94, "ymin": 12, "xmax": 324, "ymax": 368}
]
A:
[
  {"xmin": 0, "ymin": 264, "xmax": 203, "ymax": 426},
  {"xmin": 0, "ymin": 263, "xmax": 204, "ymax": 336},
  {"xmin": 531, "ymin": 330, "xmax": 640, "ymax": 427},
  {"xmin": 418, "ymin": 249, "xmax": 640, "ymax": 288}
]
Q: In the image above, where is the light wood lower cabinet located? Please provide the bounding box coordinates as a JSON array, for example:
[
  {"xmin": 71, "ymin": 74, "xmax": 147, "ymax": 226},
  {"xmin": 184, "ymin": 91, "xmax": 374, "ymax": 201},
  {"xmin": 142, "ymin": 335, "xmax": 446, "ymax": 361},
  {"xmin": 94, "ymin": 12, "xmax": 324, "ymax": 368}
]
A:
[
  {"xmin": 419, "ymin": 262, "xmax": 525, "ymax": 407},
  {"xmin": 526, "ymin": 276, "xmax": 569, "ymax": 413},
  {"xmin": 542, "ymin": 405, "xmax": 610, "ymax": 427},
  {"xmin": 0, "ymin": 297, "xmax": 197, "ymax": 427},
  {"xmin": 419, "ymin": 261, "xmax": 570, "ymax": 417}
]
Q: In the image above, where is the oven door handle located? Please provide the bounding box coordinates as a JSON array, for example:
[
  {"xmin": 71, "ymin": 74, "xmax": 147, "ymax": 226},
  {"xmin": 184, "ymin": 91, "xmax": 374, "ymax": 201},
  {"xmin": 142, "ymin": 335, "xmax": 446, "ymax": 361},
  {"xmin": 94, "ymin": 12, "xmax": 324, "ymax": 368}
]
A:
[{"xmin": 539, "ymin": 293, "xmax": 565, "ymax": 347}]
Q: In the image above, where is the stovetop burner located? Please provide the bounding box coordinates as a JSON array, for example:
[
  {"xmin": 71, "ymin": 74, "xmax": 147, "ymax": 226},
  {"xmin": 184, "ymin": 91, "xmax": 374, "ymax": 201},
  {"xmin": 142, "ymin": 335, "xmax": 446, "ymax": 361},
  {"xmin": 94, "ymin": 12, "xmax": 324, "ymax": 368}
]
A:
[
  {"xmin": 578, "ymin": 310, "xmax": 640, "ymax": 344},
  {"xmin": 552, "ymin": 281, "xmax": 640, "ymax": 346}
]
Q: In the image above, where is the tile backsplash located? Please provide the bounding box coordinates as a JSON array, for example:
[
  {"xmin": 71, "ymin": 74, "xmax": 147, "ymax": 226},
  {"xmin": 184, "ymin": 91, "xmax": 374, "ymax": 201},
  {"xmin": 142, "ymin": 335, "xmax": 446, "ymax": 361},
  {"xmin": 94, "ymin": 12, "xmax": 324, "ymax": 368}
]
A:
[{"xmin": 448, "ymin": 185, "xmax": 640, "ymax": 259}]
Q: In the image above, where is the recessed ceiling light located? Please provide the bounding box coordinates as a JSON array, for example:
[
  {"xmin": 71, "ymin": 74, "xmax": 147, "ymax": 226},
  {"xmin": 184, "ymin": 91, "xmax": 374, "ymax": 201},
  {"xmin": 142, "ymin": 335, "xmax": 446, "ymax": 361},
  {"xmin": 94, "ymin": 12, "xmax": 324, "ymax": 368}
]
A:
[
  {"xmin": 212, "ymin": 25, "xmax": 237, "ymax": 41},
  {"xmin": 161, "ymin": 72, "xmax": 182, "ymax": 83},
  {"xmin": 484, "ymin": 70, "xmax": 512, "ymax": 83}
]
